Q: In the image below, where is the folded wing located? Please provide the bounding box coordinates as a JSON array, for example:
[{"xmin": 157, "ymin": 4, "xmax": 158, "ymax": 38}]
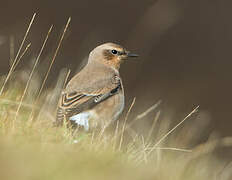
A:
[{"xmin": 55, "ymin": 79, "xmax": 121, "ymax": 126}]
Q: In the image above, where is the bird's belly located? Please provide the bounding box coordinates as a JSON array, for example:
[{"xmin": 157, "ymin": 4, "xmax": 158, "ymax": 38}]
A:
[{"xmin": 94, "ymin": 91, "xmax": 125, "ymax": 122}]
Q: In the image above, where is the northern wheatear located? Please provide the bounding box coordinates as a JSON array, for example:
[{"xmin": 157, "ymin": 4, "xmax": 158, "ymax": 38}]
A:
[{"xmin": 55, "ymin": 43, "xmax": 138, "ymax": 130}]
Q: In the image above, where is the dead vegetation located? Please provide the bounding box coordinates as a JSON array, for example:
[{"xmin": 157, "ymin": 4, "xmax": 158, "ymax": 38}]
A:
[{"xmin": 0, "ymin": 14, "xmax": 232, "ymax": 180}]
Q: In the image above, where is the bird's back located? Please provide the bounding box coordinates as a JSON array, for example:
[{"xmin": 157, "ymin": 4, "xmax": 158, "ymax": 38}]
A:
[{"xmin": 65, "ymin": 62, "xmax": 119, "ymax": 95}]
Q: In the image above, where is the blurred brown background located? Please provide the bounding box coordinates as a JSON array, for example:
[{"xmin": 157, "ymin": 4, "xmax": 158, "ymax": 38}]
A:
[{"xmin": 0, "ymin": 0, "xmax": 232, "ymax": 136}]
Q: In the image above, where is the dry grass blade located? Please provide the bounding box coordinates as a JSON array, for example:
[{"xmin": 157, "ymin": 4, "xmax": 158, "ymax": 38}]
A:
[
  {"xmin": 141, "ymin": 136, "xmax": 148, "ymax": 163},
  {"xmin": 147, "ymin": 106, "xmax": 199, "ymax": 155},
  {"xmin": 119, "ymin": 97, "xmax": 136, "ymax": 151},
  {"xmin": 146, "ymin": 110, "xmax": 161, "ymax": 142},
  {"xmin": 97, "ymin": 124, "xmax": 108, "ymax": 142},
  {"xmin": 0, "ymin": 13, "xmax": 36, "ymax": 96},
  {"xmin": 14, "ymin": 25, "xmax": 53, "ymax": 123},
  {"xmin": 147, "ymin": 147, "xmax": 192, "ymax": 153},
  {"xmin": 126, "ymin": 100, "xmax": 162, "ymax": 131},
  {"xmin": 12, "ymin": 43, "xmax": 31, "ymax": 72},
  {"xmin": 136, "ymin": 100, "xmax": 162, "ymax": 120},
  {"xmin": 36, "ymin": 17, "xmax": 71, "ymax": 100}
]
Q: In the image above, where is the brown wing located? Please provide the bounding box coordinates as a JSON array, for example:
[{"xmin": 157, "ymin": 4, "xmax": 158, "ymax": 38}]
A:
[{"xmin": 55, "ymin": 81, "xmax": 121, "ymax": 126}]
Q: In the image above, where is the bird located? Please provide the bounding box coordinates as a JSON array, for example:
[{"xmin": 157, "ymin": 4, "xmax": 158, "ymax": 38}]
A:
[{"xmin": 55, "ymin": 42, "xmax": 138, "ymax": 130}]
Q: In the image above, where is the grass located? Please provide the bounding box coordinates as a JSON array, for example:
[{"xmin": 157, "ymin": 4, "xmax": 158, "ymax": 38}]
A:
[{"xmin": 0, "ymin": 14, "xmax": 232, "ymax": 180}]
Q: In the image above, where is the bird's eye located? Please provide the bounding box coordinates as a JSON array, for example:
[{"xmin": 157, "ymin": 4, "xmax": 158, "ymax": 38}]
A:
[{"xmin": 111, "ymin": 50, "xmax": 118, "ymax": 55}]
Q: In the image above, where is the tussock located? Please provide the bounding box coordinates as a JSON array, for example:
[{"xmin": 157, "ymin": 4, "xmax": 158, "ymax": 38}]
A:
[{"xmin": 0, "ymin": 14, "xmax": 231, "ymax": 180}]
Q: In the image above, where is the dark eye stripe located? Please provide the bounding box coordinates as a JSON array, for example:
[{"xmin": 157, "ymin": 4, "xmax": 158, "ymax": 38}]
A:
[{"xmin": 103, "ymin": 50, "xmax": 114, "ymax": 60}]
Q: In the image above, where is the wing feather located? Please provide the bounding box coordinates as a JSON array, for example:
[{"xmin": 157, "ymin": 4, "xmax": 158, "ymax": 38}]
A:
[
  {"xmin": 55, "ymin": 84, "xmax": 121, "ymax": 126},
  {"xmin": 55, "ymin": 63, "xmax": 122, "ymax": 127}
]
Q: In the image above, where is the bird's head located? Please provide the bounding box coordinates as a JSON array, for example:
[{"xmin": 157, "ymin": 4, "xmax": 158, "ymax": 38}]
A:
[{"xmin": 89, "ymin": 42, "xmax": 139, "ymax": 70}]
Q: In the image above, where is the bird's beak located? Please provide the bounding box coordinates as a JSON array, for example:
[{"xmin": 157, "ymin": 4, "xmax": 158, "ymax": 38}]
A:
[{"xmin": 127, "ymin": 52, "xmax": 139, "ymax": 58}]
